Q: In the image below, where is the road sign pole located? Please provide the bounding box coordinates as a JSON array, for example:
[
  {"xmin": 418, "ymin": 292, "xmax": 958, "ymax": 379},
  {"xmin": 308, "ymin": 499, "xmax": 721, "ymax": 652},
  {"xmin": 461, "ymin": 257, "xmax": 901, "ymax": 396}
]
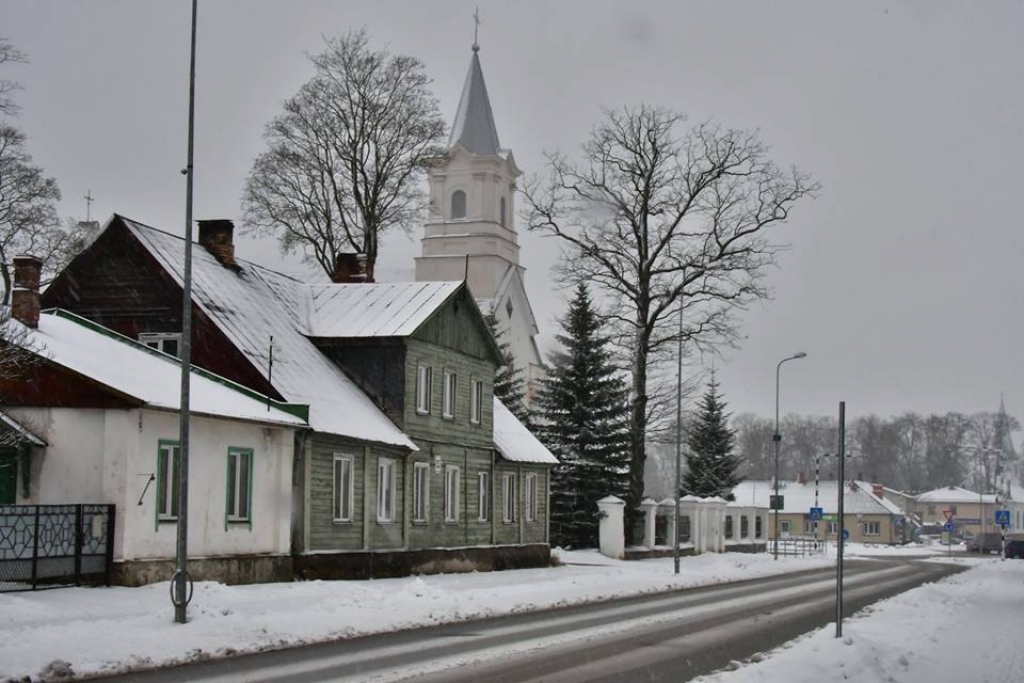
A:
[{"xmin": 835, "ymin": 401, "xmax": 845, "ymax": 639}]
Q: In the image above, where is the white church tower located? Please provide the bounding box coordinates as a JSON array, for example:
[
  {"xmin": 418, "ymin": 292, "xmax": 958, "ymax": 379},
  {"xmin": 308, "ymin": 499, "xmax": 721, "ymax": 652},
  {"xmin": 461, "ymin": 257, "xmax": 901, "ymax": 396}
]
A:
[{"xmin": 414, "ymin": 40, "xmax": 545, "ymax": 403}]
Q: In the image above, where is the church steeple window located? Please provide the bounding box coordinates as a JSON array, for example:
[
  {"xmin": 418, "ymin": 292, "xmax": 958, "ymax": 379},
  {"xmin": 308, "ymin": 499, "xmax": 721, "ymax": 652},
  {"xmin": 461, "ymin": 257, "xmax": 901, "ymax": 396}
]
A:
[
  {"xmin": 500, "ymin": 197, "xmax": 507, "ymax": 226},
  {"xmin": 451, "ymin": 190, "xmax": 467, "ymax": 220}
]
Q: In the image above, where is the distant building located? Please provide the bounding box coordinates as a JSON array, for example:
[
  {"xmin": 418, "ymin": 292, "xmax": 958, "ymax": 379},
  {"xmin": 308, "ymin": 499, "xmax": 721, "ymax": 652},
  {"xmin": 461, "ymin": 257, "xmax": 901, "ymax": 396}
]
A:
[{"xmin": 415, "ymin": 42, "xmax": 545, "ymax": 405}]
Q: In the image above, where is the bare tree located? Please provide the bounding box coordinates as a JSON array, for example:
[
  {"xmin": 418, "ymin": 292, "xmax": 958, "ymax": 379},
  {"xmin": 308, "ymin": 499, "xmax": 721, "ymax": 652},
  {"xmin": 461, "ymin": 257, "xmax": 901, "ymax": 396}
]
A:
[
  {"xmin": 0, "ymin": 124, "xmax": 62, "ymax": 303},
  {"xmin": 523, "ymin": 105, "xmax": 817, "ymax": 519},
  {"xmin": 0, "ymin": 37, "xmax": 27, "ymax": 117},
  {"xmin": 242, "ymin": 29, "xmax": 446, "ymax": 281}
]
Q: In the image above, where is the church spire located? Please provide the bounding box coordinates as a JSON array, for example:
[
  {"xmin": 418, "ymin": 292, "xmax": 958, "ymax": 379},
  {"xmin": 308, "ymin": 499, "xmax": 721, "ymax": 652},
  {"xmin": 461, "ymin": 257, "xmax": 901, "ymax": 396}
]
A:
[{"xmin": 449, "ymin": 37, "xmax": 501, "ymax": 156}]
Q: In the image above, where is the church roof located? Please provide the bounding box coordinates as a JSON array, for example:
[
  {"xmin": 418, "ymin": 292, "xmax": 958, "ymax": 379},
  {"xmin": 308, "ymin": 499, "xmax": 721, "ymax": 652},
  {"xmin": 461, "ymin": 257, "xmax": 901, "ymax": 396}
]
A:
[{"xmin": 449, "ymin": 48, "xmax": 501, "ymax": 156}]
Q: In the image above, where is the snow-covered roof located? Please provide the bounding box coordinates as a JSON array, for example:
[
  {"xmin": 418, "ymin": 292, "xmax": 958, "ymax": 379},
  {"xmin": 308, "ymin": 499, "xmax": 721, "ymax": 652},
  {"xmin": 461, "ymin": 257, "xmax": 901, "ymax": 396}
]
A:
[
  {"xmin": 119, "ymin": 216, "xmax": 416, "ymax": 450},
  {"xmin": 916, "ymin": 486, "xmax": 998, "ymax": 504},
  {"xmin": 15, "ymin": 310, "xmax": 306, "ymax": 428},
  {"xmin": 492, "ymin": 398, "xmax": 557, "ymax": 465},
  {"xmin": 306, "ymin": 281, "xmax": 461, "ymax": 338},
  {"xmin": 449, "ymin": 48, "xmax": 501, "ymax": 157},
  {"xmin": 732, "ymin": 480, "xmax": 904, "ymax": 516}
]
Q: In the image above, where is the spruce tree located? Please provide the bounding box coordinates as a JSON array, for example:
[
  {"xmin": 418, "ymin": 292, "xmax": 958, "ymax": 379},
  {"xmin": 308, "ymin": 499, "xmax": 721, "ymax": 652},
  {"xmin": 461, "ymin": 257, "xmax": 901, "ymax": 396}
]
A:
[
  {"xmin": 682, "ymin": 376, "xmax": 743, "ymax": 499},
  {"xmin": 535, "ymin": 284, "xmax": 632, "ymax": 548},
  {"xmin": 484, "ymin": 309, "xmax": 531, "ymax": 425}
]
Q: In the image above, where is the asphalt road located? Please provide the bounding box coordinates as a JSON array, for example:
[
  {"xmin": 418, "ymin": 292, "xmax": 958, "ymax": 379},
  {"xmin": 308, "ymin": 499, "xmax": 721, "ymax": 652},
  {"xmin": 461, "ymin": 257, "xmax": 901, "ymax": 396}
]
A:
[{"xmin": 97, "ymin": 557, "xmax": 965, "ymax": 683}]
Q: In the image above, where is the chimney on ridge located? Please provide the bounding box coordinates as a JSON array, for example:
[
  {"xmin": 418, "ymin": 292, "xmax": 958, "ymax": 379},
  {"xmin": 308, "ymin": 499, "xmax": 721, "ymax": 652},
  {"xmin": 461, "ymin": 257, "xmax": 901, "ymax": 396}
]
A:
[
  {"xmin": 11, "ymin": 254, "xmax": 42, "ymax": 329},
  {"xmin": 331, "ymin": 253, "xmax": 372, "ymax": 283},
  {"xmin": 198, "ymin": 219, "xmax": 236, "ymax": 268},
  {"xmin": 872, "ymin": 483, "xmax": 885, "ymax": 499}
]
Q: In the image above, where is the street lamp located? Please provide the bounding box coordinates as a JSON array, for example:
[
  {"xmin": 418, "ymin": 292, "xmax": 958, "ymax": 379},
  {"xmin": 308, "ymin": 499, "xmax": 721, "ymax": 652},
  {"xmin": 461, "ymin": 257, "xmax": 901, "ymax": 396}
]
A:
[{"xmin": 773, "ymin": 351, "xmax": 807, "ymax": 560}]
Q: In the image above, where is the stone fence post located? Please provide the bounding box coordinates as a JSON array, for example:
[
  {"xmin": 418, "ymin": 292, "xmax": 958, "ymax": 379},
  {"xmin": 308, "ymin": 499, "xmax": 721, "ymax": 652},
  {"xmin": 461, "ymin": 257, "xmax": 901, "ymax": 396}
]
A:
[
  {"xmin": 597, "ymin": 496, "xmax": 625, "ymax": 559},
  {"xmin": 639, "ymin": 498, "xmax": 659, "ymax": 549}
]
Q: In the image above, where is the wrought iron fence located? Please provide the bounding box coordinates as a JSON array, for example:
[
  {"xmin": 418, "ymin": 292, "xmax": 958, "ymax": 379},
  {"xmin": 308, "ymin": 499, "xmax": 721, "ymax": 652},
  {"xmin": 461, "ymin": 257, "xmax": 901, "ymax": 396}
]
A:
[
  {"xmin": 0, "ymin": 504, "xmax": 115, "ymax": 592},
  {"xmin": 769, "ymin": 536, "xmax": 826, "ymax": 557}
]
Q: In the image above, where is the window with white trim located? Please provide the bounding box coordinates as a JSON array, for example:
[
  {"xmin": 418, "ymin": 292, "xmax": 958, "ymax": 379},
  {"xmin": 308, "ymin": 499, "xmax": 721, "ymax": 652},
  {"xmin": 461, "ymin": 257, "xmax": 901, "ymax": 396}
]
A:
[
  {"xmin": 803, "ymin": 520, "xmax": 816, "ymax": 534},
  {"xmin": 442, "ymin": 370, "xmax": 457, "ymax": 419},
  {"xmin": 377, "ymin": 458, "xmax": 396, "ymax": 522},
  {"xmin": 157, "ymin": 441, "xmax": 180, "ymax": 521},
  {"xmin": 477, "ymin": 471, "xmax": 490, "ymax": 521},
  {"xmin": 413, "ymin": 462, "xmax": 429, "ymax": 523},
  {"xmin": 780, "ymin": 520, "xmax": 791, "ymax": 535},
  {"xmin": 416, "ymin": 365, "xmax": 432, "ymax": 414},
  {"xmin": 139, "ymin": 332, "xmax": 181, "ymax": 358},
  {"xmin": 827, "ymin": 521, "xmax": 838, "ymax": 535},
  {"xmin": 755, "ymin": 515, "xmax": 763, "ymax": 538},
  {"xmin": 444, "ymin": 466, "xmax": 461, "ymax": 522},
  {"xmin": 864, "ymin": 521, "xmax": 881, "ymax": 536},
  {"xmin": 451, "ymin": 190, "xmax": 467, "ymax": 220},
  {"xmin": 525, "ymin": 473, "xmax": 538, "ymax": 522},
  {"xmin": 470, "ymin": 379, "xmax": 483, "ymax": 425},
  {"xmin": 741, "ymin": 516, "xmax": 749, "ymax": 538},
  {"xmin": 226, "ymin": 448, "xmax": 253, "ymax": 524},
  {"xmin": 502, "ymin": 472, "xmax": 516, "ymax": 523},
  {"xmin": 725, "ymin": 515, "xmax": 734, "ymax": 539},
  {"xmin": 500, "ymin": 196, "xmax": 507, "ymax": 226},
  {"xmin": 332, "ymin": 454, "xmax": 354, "ymax": 522}
]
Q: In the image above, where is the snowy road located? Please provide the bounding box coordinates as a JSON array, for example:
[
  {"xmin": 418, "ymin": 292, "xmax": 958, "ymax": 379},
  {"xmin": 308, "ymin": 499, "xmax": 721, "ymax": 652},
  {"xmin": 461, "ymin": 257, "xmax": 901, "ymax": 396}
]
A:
[{"xmin": 94, "ymin": 557, "xmax": 963, "ymax": 683}]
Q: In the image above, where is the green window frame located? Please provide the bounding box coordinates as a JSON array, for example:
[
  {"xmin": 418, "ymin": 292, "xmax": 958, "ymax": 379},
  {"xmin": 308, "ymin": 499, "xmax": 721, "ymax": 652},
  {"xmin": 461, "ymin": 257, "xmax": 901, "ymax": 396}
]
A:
[
  {"xmin": 225, "ymin": 447, "xmax": 253, "ymax": 530},
  {"xmin": 156, "ymin": 439, "xmax": 180, "ymax": 529}
]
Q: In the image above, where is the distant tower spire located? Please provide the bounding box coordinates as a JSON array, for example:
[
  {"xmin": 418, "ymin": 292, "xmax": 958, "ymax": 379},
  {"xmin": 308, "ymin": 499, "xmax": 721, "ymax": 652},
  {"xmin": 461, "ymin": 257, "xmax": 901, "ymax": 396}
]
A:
[
  {"xmin": 84, "ymin": 189, "xmax": 94, "ymax": 221},
  {"xmin": 473, "ymin": 7, "xmax": 481, "ymax": 52}
]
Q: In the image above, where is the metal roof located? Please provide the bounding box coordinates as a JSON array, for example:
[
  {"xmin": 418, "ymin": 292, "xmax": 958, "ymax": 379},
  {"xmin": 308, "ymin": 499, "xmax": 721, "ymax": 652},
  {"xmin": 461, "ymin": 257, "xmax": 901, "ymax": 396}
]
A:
[
  {"xmin": 306, "ymin": 281, "xmax": 461, "ymax": 338},
  {"xmin": 449, "ymin": 49, "xmax": 501, "ymax": 156}
]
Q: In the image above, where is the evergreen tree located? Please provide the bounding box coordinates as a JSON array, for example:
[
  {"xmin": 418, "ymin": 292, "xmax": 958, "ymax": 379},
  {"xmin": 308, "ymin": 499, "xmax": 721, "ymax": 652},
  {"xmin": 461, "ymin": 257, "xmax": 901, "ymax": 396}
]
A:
[
  {"xmin": 535, "ymin": 284, "xmax": 631, "ymax": 548},
  {"xmin": 682, "ymin": 376, "xmax": 743, "ymax": 499},
  {"xmin": 484, "ymin": 309, "xmax": 531, "ymax": 425}
]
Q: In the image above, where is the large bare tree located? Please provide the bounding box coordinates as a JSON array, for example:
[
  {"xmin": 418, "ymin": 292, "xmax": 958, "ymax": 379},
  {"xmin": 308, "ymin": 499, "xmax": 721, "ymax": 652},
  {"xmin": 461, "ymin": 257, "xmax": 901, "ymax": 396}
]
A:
[
  {"xmin": 0, "ymin": 37, "xmax": 26, "ymax": 117},
  {"xmin": 242, "ymin": 30, "xmax": 446, "ymax": 281},
  {"xmin": 523, "ymin": 105, "xmax": 817, "ymax": 524}
]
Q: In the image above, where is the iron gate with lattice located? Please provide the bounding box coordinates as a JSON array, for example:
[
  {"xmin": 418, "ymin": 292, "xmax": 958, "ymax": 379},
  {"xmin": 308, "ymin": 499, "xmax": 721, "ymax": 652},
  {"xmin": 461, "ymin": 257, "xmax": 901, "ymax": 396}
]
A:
[{"xmin": 0, "ymin": 504, "xmax": 115, "ymax": 592}]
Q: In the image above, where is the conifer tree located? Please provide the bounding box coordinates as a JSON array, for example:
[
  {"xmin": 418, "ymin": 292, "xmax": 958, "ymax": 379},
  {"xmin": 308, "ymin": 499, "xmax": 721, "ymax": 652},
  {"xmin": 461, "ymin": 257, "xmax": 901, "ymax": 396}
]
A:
[
  {"xmin": 535, "ymin": 284, "xmax": 631, "ymax": 548},
  {"xmin": 484, "ymin": 309, "xmax": 531, "ymax": 425},
  {"xmin": 682, "ymin": 376, "xmax": 743, "ymax": 499}
]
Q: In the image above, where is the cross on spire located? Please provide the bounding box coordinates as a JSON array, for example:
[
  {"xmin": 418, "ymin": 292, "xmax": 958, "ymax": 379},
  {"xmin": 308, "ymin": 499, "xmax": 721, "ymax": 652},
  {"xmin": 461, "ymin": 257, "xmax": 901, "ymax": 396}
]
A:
[
  {"xmin": 472, "ymin": 7, "xmax": 481, "ymax": 52},
  {"xmin": 84, "ymin": 189, "xmax": 94, "ymax": 221}
]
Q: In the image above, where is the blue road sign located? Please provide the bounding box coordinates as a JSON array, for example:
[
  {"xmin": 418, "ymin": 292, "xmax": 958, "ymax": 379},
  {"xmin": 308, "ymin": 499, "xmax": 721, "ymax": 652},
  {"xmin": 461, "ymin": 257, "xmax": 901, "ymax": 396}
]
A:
[
  {"xmin": 841, "ymin": 529, "xmax": 850, "ymax": 541},
  {"xmin": 943, "ymin": 521, "xmax": 955, "ymax": 532},
  {"xmin": 809, "ymin": 507, "xmax": 823, "ymax": 521},
  {"xmin": 995, "ymin": 510, "xmax": 1010, "ymax": 527}
]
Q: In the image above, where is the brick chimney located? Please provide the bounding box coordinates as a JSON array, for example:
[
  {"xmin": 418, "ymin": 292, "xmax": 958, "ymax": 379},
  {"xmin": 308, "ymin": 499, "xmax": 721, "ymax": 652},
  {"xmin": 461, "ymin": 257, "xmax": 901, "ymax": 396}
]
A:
[
  {"xmin": 197, "ymin": 219, "xmax": 236, "ymax": 268},
  {"xmin": 872, "ymin": 483, "xmax": 884, "ymax": 499},
  {"xmin": 331, "ymin": 253, "xmax": 372, "ymax": 283},
  {"xmin": 11, "ymin": 254, "xmax": 42, "ymax": 328}
]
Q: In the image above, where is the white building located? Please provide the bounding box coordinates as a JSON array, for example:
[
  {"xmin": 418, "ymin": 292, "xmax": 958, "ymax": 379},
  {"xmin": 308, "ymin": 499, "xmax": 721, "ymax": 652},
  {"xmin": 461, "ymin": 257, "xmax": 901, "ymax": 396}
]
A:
[{"xmin": 415, "ymin": 41, "xmax": 545, "ymax": 403}]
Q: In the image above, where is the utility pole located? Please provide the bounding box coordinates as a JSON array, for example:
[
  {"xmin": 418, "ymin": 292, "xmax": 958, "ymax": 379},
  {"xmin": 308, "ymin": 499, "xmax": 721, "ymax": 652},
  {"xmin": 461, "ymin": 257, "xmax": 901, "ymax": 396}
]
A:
[
  {"xmin": 835, "ymin": 401, "xmax": 846, "ymax": 638},
  {"xmin": 674, "ymin": 299, "xmax": 683, "ymax": 575}
]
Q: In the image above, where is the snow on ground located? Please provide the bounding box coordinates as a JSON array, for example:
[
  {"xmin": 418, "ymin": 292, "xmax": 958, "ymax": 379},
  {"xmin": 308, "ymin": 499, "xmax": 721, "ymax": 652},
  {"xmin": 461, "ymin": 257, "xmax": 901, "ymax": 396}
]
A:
[{"xmin": 0, "ymin": 544, "xmax": 1007, "ymax": 683}]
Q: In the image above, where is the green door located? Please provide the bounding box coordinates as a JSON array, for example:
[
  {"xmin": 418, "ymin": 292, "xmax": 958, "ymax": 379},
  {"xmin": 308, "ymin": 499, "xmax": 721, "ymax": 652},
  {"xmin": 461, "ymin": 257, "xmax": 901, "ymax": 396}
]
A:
[{"xmin": 0, "ymin": 449, "xmax": 17, "ymax": 504}]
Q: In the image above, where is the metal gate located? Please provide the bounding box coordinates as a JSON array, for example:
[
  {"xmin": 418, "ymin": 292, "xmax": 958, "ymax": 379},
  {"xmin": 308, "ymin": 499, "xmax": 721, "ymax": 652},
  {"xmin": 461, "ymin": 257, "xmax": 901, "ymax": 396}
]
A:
[{"xmin": 0, "ymin": 504, "xmax": 115, "ymax": 592}]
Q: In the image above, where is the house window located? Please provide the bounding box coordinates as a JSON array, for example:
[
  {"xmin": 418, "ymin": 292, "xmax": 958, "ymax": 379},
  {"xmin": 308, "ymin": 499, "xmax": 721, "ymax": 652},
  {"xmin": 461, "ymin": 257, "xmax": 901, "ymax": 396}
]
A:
[
  {"xmin": 470, "ymin": 379, "xmax": 484, "ymax": 425},
  {"xmin": 225, "ymin": 448, "xmax": 253, "ymax": 525},
  {"xmin": 477, "ymin": 471, "xmax": 490, "ymax": 521},
  {"xmin": 725, "ymin": 515, "xmax": 734, "ymax": 539},
  {"xmin": 755, "ymin": 515, "xmax": 763, "ymax": 538},
  {"xmin": 780, "ymin": 520, "xmax": 791, "ymax": 536},
  {"xmin": 445, "ymin": 465, "xmax": 461, "ymax": 523},
  {"xmin": 157, "ymin": 441, "xmax": 180, "ymax": 522},
  {"xmin": 803, "ymin": 520, "xmax": 816, "ymax": 534},
  {"xmin": 451, "ymin": 190, "xmax": 467, "ymax": 219},
  {"xmin": 502, "ymin": 472, "xmax": 516, "ymax": 523},
  {"xmin": 442, "ymin": 371, "xmax": 457, "ymax": 419},
  {"xmin": 827, "ymin": 521, "xmax": 838, "ymax": 535},
  {"xmin": 139, "ymin": 332, "xmax": 181, "ymax": 358},
  {"xmin": 740, "ymin": 516, "xmax": 749, "ymax": 538},
  {"xmin": 377, "ymin": 458, "xmax": 396, "ymax": 523},
  {"xmin": 500, "ymin": 196, "xmax": 507, "ymax": 226},
  {"xmin": 333, "ymin": 455, "xmax": 354, "ymax": 522},
  {"xmin": 416, "ymin": 365, "xmax": 432, "ymax": 414},
  {"xmin": 927, "ymin": 504, "xmax": 936, "ymax": 515},
  {"xmin": 525, "ymin": 474, "xmax": 538, "ymax": 522},
  {"xmin": 413, "ymin": 462, "xmax": 429, "ymax": 523},
  {"xmin": 864, "ymin": 521, "xmax": 881, "ymax": 536}
]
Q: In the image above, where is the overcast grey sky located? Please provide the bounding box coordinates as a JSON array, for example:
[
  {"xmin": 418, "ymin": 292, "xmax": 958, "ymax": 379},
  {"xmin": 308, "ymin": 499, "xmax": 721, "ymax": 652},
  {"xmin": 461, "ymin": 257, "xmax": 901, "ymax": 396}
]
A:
[{"xmin": 4, "ymin": 1, "xmax": 1021, "ymax": 423}]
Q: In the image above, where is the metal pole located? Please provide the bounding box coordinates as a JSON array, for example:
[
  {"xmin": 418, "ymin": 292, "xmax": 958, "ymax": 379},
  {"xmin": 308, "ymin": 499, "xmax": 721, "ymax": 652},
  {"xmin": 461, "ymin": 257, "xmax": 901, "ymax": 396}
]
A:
[
  {"xmin": 674, "ymin": 300, "xmax": 683, "ymax": 574},
  {"xmin": 835, "ymin": 401, "xmax": 845, "ymax": 638},
  {"xmin": 773, "ymin": 362, "xmax": 781, "ymax": 560},
  {"xmin": 173, "ymin": 0, "xmax": 198, "ymax": 625}
]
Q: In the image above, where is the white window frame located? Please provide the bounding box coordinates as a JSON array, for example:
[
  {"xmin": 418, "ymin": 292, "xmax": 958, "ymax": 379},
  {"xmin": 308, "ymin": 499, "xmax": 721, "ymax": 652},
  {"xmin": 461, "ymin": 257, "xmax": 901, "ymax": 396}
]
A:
[
  {"xmin": 416, "ymin": 365, "xmax": 432, "ymax": 415},
  {"xmin": 451, "ymin": 189, "xmax": 467, "ymax": 220},
  {"xmin": 442, "ymin": 370, "xmax": 457, "ymax": 420},
  {"xmin": 377, "ymin": 458, "xmax": 396, "ymax": 523},
  {"xmin": 226, "ymin": 448, "xmax": 253, "ymax": 524},
  {"xmin": 139, "ymin": 332, "xmax": 182, "ymax": 358},
  {"xmin": 157, "ymin": 441, "xmax": 180, "ymax": 522},
  {"xmin": 525, "ymin": 473, "xmax": 538, "ymax": 522},
  {"xmin": 470, "ymin": 379, "xmax": 483, "ymax": 425},
  {"xmin": 502, "ymin": 472, "xmax": 516, "ymax": 523},
  {"xmin": 827, "ymin": 521, "xmax": 839, "ymax": 535},
  {"xmin": 864, "ymin": 521, "xmax": 881, "ymax": 536},
  {"xmin": 780, "ymin": 520, "xmax": 791, "ymax": 536},
  {"xmin": 477, "ymin": 471, "xmax": 490, "ymax": 522},
  {"xmin": 445, "ymin": 465, "xmax": 461, "ymax": 523},
  {"xmin": 332, "ymin": 454, "xmax": 354, "ymax": 522},
  {"xmin": 413, "ymin": 461, "xmax": 429, "ymax": 523}
]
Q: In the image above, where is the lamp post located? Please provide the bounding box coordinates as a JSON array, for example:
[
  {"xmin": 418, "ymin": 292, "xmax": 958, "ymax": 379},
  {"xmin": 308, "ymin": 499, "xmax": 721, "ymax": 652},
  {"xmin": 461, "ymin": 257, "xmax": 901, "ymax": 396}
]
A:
[{"xmin": 773, "ymin": 351, "xmax": 807, "ymax": 560}]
